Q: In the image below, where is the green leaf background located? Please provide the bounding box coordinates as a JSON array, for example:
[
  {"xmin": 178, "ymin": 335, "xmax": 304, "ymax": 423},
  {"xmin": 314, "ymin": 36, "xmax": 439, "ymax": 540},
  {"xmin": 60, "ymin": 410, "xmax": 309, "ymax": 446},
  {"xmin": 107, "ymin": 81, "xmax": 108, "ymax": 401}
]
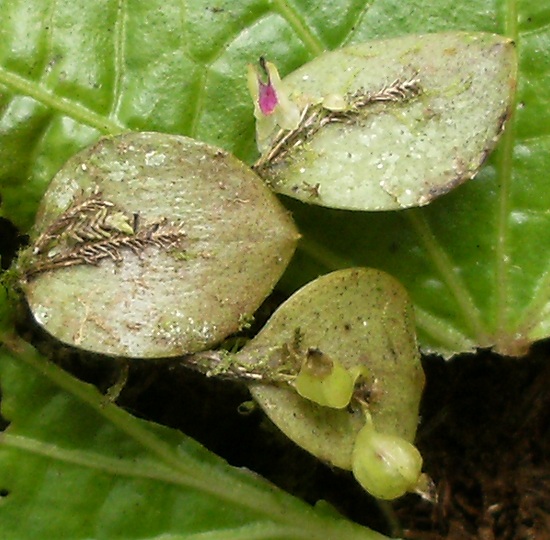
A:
[
  {"xmin": 0, "ymin": 0, "xmax": 549, "ymax": 536},
  {"xmin": 1, "ymin": 0, "xmax": 548, "ymax": 356}
]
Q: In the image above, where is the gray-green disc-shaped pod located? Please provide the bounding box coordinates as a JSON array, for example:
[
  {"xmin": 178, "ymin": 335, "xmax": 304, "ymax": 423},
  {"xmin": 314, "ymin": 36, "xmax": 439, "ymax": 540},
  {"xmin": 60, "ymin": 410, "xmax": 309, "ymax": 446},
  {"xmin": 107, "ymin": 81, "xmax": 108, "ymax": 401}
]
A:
[
  {"xmin": 21, "ymin": 132, "xmax": 299, "ymax": 358},
  {"xmin": 237, "ymin": 268, "xmax": 424, "ymax": 470},
  {"xmin": 254, "ymin": 32, "xmax": 516, "ymax": 211}
]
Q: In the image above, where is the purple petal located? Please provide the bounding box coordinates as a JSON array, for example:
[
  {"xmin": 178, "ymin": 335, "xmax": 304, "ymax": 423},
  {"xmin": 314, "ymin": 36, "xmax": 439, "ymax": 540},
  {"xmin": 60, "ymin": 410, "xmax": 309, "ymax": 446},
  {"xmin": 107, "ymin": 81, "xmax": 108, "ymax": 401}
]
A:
[{"xmin": 259, "ymin": 81, "xmax": 278, "ymax": 115}]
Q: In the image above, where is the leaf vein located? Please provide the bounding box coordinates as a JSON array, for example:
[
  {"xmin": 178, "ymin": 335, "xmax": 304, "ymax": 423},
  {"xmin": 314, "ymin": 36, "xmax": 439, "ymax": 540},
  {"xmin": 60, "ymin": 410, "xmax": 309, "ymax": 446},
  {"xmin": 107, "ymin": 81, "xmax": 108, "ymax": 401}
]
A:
[
  {"xmin": 340, "ymin": 1, "xmax": 375, "ymax": 46},
  {"xmin": 494, "ymin": 0, "xmax": 519, "ymax": 335},
  {"xmin": 515, "ymin": 262, "xmax": 550, "ymax": 337},
  {"xmin": 0, "ymin": 66, "xmax": 126, "ymax": 135},
  {"xmin": 520, "ymin": 19, "xmax": 550, "ymax": 37},
  {"xmin": 0, "ymin": 433, "xmax": 181, "ymax": 485},
  {"xmin": 271, "ymin": 0, "xmax": 325, "ymax": 55},
  {"xmin": 110, "ymin": 0, "xmax": 128, "ymax": 120},
  {"xmin": 414, "ymin": 306, "xmax": 476, "ymax": 355},
  {"xmin": 405, "ymin": 211, "xmax": 489, "ymax": 345},
  {"xmin": 516, "ymin": 131, "xmax": 550, "ymax": 143},
  {"xmin": 188, "ymin": 68, "xmax": 208, "ymax": 138}
]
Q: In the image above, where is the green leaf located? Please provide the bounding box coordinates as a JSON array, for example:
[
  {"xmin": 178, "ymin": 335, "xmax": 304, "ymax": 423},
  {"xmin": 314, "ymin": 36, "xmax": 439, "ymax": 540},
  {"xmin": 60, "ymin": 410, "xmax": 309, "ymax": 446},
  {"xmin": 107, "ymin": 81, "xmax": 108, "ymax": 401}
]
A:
[
  {"xmin": 276, "ymin": 4, "xmax": 550, "ymax": 357},
  {"xmin": 0, "ymin": 335, "xmax": 387, "ymax": 540},
  {"xmin": 239, "ymin": 268, "xmax": 424, "ymax": 471},
  {"xmin": 0, "ymin": 0, "xmax": 547, "ymax": 356},
  {"xmin": 251, "ymin": 32, "xmax": 516, "ymax": 211},
  {"xmin": 19, "ymin": 132, "xmax": 298, "ymax": 357}
]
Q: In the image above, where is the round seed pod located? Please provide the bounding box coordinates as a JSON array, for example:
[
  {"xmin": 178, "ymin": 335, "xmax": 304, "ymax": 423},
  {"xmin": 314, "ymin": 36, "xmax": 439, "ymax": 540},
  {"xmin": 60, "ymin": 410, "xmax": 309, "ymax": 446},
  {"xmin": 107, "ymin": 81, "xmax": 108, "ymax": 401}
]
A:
[
  {"xmin": 20, "ymin": 132, "xmax": 299, "ymax": 358},
  {"xmin": 352, "ymin": 423, "xmax": 423, "ymax": 500}
]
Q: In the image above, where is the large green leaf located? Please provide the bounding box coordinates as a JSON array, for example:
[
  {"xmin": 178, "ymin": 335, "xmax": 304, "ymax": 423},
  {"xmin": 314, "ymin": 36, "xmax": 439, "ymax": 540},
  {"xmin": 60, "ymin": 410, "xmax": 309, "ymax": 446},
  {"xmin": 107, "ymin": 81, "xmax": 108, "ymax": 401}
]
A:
[
  {"xmin": 0, "ymin": 0, "xmax": 547, "ymax": 356},
  {"xmin": 0, "ymin": 334, "xmax": 387, "ymax": 540}
]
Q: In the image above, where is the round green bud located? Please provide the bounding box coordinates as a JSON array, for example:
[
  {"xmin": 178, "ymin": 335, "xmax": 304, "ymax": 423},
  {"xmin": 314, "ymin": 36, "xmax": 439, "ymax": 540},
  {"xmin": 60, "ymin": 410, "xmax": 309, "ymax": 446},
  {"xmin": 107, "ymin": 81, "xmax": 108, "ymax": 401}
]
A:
[
  {"xmin": 352, "ymin": 424, "xmax": 423, "ymax": 500},
  {"xmin": 294, "ymin": 348, "xmax": 354, "ymax": 409}
]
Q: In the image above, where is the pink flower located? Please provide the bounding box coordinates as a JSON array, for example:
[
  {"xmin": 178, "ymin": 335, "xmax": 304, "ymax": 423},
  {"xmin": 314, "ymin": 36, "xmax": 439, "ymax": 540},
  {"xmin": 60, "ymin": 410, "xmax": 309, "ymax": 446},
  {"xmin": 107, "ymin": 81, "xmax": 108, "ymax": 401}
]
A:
[
  {"xmin": 247, "ymin": 58, "xmax": 301, "ymax": 151},
  {"xmin": 257, "ymin": 58, "xmax": 279, "ymax": 115}
]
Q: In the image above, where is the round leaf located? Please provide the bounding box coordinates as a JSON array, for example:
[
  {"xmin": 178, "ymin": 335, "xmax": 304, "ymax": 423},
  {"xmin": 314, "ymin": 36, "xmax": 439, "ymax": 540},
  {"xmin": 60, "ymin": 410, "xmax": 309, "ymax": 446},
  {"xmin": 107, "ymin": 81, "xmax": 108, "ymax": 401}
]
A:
[
  {"xmin": 238, "ymin": 268, "xmax": 424, "ymax": 470},
  {"xmin": 253, "ymin": 32, "xmax": 516, "ymax": 211},
  {"xmin": 20, "ymin": 132, "xmax": 299, "ymax": 358}
]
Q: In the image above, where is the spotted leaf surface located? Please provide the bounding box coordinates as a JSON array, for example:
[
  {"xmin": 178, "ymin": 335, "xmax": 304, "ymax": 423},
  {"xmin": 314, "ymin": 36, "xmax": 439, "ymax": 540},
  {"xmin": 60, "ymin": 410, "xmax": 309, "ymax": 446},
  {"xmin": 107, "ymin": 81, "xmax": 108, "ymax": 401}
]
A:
[
  {"xmin": 20, "ymin": 132, "xmax": 298, "ymax": 357},
  {"xmin": 252, "ymin": 32, "xmax": 516, "ymax": 211}
]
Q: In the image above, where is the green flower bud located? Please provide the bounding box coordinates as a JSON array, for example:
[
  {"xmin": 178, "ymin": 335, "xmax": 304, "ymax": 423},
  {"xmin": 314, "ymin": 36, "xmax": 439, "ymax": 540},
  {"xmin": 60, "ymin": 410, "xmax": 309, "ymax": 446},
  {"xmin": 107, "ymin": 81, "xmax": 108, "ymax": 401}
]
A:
[
  {"xmin": 352, "ymin": 424, "xmax": 423, "ymax": 500},
  {"xmin": 294, "ymin": 348, "xmax": 354, "ymax": 409}
]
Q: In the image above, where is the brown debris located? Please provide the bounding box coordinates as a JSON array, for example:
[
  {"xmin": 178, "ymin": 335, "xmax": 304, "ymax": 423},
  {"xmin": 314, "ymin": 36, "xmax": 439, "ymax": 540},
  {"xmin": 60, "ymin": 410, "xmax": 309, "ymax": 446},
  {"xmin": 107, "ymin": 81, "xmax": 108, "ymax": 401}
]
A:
[{"xmin": 26, "ymin": 192, "xmax": 187, "ymax": 278}]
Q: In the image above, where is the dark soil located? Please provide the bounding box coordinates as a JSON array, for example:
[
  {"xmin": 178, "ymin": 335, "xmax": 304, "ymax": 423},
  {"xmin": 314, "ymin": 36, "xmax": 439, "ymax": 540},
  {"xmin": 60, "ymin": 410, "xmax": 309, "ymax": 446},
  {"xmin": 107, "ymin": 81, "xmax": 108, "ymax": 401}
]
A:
[
  {"xmin": 2, "ymin": 216, "xmax": 550, "ymax": 539},
  {"xmin": 395, "ymin": 348, "xmax": 550, "ymax": 540}
]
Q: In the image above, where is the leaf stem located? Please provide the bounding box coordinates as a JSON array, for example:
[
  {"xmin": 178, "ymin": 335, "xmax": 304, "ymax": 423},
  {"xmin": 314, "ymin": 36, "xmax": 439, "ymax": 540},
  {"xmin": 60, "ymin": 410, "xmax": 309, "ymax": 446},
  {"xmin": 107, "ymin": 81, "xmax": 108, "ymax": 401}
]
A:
[
  {"xmin": 374, "ymin": 501, "xmax": 402, "ymax": 539},
  {"xmin": 298, "ymin": 235, "xmax": 355, "ymax": 272}
]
